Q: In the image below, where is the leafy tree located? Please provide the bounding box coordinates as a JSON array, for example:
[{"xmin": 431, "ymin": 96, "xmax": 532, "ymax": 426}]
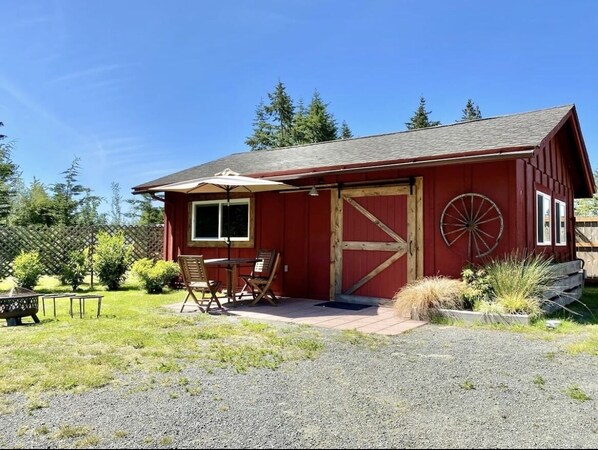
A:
[
  {"xmin": 126, "ymin": 194, "xmax": 164, "ymax": 225},
  {"xmin": 10, "ymin": 178, "xmax": 54, "ymax": 225},
  {"xmin": 340, "ymin": 120, "xmax": 353, "ymax": 139},
  {"xmin": 460, "ymin": 99, "xmax": 482, "ymax": 121},
  {"xmin": 0, "ymin": 122, "xmax": 20, "ymax": 223},
  {"xmin": 50, "ymin": 157, "xmax": 87, "ymax": 225},
  {"xmin": 405, "ymin": 96, "xmax": 441, "ymax": 130},
  {"xmin": 575, "ymin": 170, "xmax": 598, "ymax": 216}
]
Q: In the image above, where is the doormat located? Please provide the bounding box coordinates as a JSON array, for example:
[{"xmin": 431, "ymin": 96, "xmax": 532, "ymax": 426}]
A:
[{"xmin": 313, "ymin": 301, "xmax": 372, "ymax": 311}]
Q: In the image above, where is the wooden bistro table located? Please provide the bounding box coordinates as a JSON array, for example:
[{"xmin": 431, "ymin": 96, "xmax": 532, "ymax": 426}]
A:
[{"xmin": 204, "ymin": 257, "xmax": 261, "ymax": 307}]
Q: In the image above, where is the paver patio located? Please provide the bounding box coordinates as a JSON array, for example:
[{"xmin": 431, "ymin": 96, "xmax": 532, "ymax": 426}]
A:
[{"xmin": 169, "ymin": 297, "xmax": 427, "ymax": 335}]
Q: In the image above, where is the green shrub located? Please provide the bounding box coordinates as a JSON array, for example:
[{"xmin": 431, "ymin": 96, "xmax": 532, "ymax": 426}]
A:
[
  {"xmin": 461, "ymin": 266, "xmax": 494, "ymax": 309},
  {"xmin": 60, "ymin": 250, "xmax": 89, "ymax": 291},
  {"xmin": 94, "ymin": 231, "xmax": 133, "ymax": 290},
  {"xmin": 393, "ymin": 276, "xmax": 465, "ymax": 321},
  {"xmin": 12, "ymin": 251, "xmax": 44, "ymax": 290},
  {"xmin": 131, "ymin": 258, "xmax": 180, "ymax": 294}
]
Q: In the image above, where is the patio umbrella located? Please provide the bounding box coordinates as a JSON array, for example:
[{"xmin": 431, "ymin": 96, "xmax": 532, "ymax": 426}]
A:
[{"xmin": 149, "ymin": 168, "xmax": 294, "ymax": 260}]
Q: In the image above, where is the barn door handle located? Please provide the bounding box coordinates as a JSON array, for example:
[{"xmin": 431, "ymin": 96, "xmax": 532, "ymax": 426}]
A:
[{"xmin": 409, "ymin": 240, "xmax": 413, "ymax": 256}]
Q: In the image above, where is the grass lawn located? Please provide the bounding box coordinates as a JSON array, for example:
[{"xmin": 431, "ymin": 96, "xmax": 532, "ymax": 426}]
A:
[
  {"xmin": 2, "ymin": 275, "xmax": 597, "ymax": 409},
  {"xmin": 453, "ymin": 285, "xmax": 598, "ymax": 356},
  {"xmin": 0, "ymin": 276, "xmax": 323, "ymax": 402}
]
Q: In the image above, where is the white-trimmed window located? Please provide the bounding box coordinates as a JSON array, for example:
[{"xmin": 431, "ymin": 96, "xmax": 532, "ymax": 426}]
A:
[
  {"xmin": 191, "ymin": 199, "xmax": 250, "ymax": 241},
  {"xmin": 555, "ymin": 199, "xmax": 567, "ymax": 246},
  {"xmin": 536, "ymin": 191, "xmax": 552, "ymax": 245}
]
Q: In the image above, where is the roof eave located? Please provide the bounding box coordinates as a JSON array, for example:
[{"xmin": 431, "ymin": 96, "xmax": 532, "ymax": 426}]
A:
[
  {"xmin": 133, "ymin": 146, "xmax": 537, "ymax": 194},
  {"xmin": 569, "ymin": 106, "xmax": 595, "ymax": 197},
  {"xmin": 246, "ymin": 146, "xmax": 537, "ymax": 182},
  {"xmin": 537, "ymin": 106, "xmax": 594, "ymax": 198}
]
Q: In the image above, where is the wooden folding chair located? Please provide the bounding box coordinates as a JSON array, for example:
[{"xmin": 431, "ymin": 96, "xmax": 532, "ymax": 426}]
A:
[
  {"xmin": 245, "ymin": 251, "xmax": 281, "ymax": 306},
  {"xmin": 178, "ymin": 255, "xmax": 223, "ymax": 313},
  {"xmin": 237, "ymin": 249, "xmax": 277, "ymax": 300}
]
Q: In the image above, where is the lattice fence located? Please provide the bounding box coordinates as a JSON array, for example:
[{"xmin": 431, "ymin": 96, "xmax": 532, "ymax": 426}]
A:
[{"xmin": 0, "ymin": 225, "xmax": 163, "ymax": 278}]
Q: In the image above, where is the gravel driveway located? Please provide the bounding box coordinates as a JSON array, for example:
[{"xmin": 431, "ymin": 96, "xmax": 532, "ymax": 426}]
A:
[{"xmin": 1, "ymin": 321, "xmax": 597, "ymax": 449}]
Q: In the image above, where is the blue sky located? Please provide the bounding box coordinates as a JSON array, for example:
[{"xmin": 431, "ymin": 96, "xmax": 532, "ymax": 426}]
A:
[{"xmin": 1, "ymin": 0, "xmax": 597, "ymax": 212}]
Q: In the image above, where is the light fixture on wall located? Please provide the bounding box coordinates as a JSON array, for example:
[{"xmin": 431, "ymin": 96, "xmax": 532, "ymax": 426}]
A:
[{"xmin": 308, "ymin": 186, "xmax": 319, "ymax": 197}]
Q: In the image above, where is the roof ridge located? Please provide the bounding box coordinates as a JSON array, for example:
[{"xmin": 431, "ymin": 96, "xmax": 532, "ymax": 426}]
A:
[{"xmin": 222, "ymin": 104, "xmax": 575, "ymax": 157}]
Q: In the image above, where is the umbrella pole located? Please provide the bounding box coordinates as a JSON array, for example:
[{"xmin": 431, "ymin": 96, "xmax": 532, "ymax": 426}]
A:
[
  {"xmin": 225, "ymin": 187, "xmax": 232, "ymax": 303},
  {"xmin": 226, "ymin": 187, "xmax": 231, "ymax": 261}
]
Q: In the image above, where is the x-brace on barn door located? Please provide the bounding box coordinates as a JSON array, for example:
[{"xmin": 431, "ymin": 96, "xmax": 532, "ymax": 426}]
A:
[{"xmin": 330, "ymin": 179, "xmax": 423, "ymax": 303}]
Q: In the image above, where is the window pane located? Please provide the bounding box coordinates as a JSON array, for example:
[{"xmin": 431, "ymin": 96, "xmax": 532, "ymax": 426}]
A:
[
  {"xmin": 556, "ymin": 201, "xmax": 566, "ymax": 244},
  {"xmin": 537, "ymin": 193, "xmax": 551, "ymax": 245},
  {"xmin": 543, "ymin": 196, "xmax": 551, "ymax": 243},
  {"xmin": 194, "ymin": 204, "xmax": 219, "ymax": 238},
  {"xmin": 560, "ymin": 206, "xmax": 566, "ymax": 244},
  {"xmin": 221, "ymin": 203, "xmax": 249, "ymax": 238},
  {"xmin": 537, "ymin": 194, "xmax": 543, "ymax": 242}
]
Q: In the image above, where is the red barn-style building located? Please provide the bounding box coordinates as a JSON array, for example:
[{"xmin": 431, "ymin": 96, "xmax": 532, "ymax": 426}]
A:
[{"xmin": 133, "ymin": 105, "xmax": 594, "ymax": 304}]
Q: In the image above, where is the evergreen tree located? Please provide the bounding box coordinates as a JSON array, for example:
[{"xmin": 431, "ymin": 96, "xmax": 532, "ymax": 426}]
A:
[
  {"xmin": 50, "ymin": 157, "xmax": 87, "ymax": 225},
  {"xmin": 76, "ymin": 189, "xmax": 106, "ymax": 225},
  {"xmin": 340, "ymin": 120, "xmax": 353, "ymax": 139},
  {"xmin": 460, "ymin": 99, "xmax": 482, "ymax": 121},
  {"xmin": 265, "ymin": 80, "xmax": 295, "ymax": 147},
  {"xmin": 405, "ymin": 97, "xmax": 441, "ymax": 130},
  {"xmin": 126, "ymin": 194, "xmax": 164, "ymax": 225},
  {"xmin": 0, "ymin": 122, "xmax": 20, "ymax": 223},
  {"xmin": 291, "ymin": 99, "xmax": 309, "ymax": 144},
  {"xmin": 302, "ymin": 90, "xmax": 338, "ymax": 143},
  {"xmin": 110, "ymin": 181, "xmax": 124, "ymax": 225},
  {"xmin": 245, "ymin": 100, "xmax": 276, "ymax": 151},
  {"xmin": 246, "ymin": 82, "xmax": 351, "ymax": 150}
]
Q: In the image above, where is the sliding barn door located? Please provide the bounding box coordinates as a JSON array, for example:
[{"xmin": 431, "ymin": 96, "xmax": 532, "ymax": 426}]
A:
[{"xmin": 330, "ymin": 181, "xmax": 422, "ymax": 302}]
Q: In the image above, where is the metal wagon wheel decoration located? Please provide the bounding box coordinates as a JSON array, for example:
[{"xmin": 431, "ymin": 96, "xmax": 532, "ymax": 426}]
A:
[{"xmin": 440, "ymin": 193, "xmax": 504, "ymax": 259}]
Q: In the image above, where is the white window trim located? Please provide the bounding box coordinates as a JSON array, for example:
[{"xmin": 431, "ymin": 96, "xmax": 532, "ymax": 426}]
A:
[
  {"xmin": 190, "ymin": 198, "xmax": 251, "ymax": 242},
  {"xmin": 536, "ymin": 191, "xmax": 552, "ymax": 246},
  {"xmin": 554, "ymin": 199, "xmax": 567, "ymax": 246}
]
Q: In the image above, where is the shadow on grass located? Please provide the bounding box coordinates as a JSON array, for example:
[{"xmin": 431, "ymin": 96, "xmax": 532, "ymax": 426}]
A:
[{"xmin": 547, "ymin": 286, "xmax": 598, "ymax": 325}]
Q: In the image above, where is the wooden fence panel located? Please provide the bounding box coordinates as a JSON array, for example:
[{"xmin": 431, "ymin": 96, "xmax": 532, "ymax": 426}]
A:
[
  {"xmin": 543, "ymin": 260, "xmax": 584, "ymax": 313},
  {"xmin": 576, "ymin": 216, "xmax": 598, "ymax": 280},
  {"xmin": 0, "ymin": 225, "xmax": 164, "ymax": 278}
]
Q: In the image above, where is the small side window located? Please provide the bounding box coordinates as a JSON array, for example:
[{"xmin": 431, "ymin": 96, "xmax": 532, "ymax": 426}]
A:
[
  {"xmin": 536, "ymin": 191, "xmax": 551, "ymax": 245},
  {"xmin": 555, "ymin": 200, "xmax": 566, "ymax": 246}
]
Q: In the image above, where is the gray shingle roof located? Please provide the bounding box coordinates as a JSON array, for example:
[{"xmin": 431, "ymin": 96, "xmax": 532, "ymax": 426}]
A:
[{"xmin": 134, "ymin": 105, "xmax": 573, "ymax": 191}]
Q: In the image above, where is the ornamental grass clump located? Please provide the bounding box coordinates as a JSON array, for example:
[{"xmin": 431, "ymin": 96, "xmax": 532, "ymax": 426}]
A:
[
  {"xmin": 393, "ymin": 276, "xmax": 465, "ymax": 321},
  {"xmin": 477, "ymin": 252, "xmax": 556, "ymax": 317}
]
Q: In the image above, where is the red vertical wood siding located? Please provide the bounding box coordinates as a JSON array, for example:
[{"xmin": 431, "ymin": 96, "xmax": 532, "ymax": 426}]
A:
[{"xmin": 522, "ymin": 121, "xmax": 577, "ymax": 262}]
